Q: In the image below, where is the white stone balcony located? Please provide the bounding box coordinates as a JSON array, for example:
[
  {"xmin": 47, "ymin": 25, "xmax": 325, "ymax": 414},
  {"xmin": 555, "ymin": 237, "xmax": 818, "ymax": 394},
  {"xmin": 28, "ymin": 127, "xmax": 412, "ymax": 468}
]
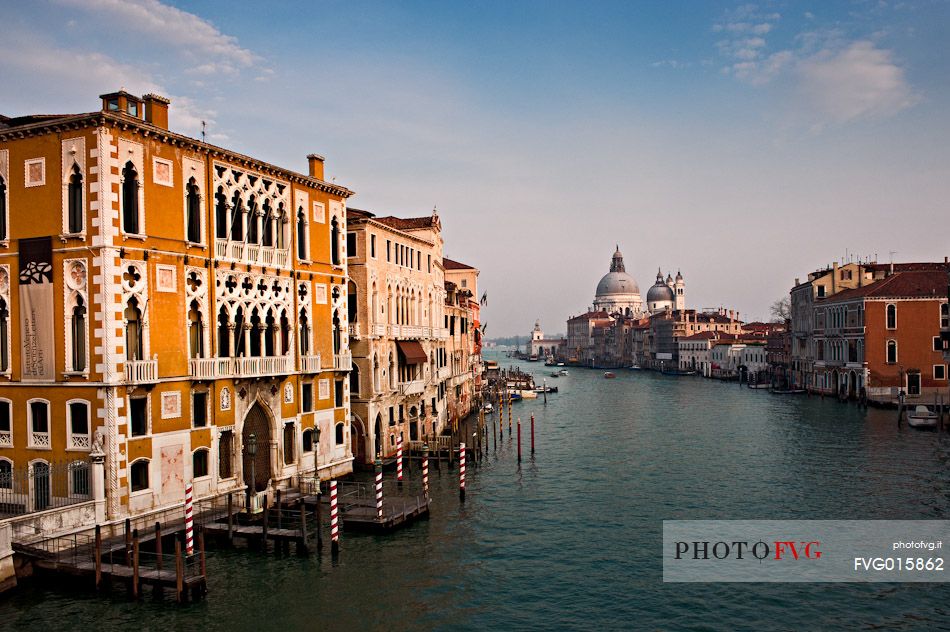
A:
[
  {"xmin": 125, "ymin": 358, "xmax": 159, "ymax": 384},
  {"xmin": 189, "ymin": 357, "xmax": 229, "ymax": 379},
  {"xmin": 348, "ymin": 324, "xmax": 360, "ymax": 340},
  {"xmin": 69, "ymin": 434, "xmax": 90, "ymax": 450},
  {"xmin": 0, "ymin": 431, "xmax": 12, "ymax": 447},
  {"xmin": 299, "ymin": 354, "xmax": 321, "ymax": 373},
  {"xmin": 437, "ymin": 366, "xmax": 451, "ymax": 381},
  {"xmin": 234, "ymin": 356, "xmax": 293, "ymax": 377},
  {"xmin": 333, "ymin": 351, "xmax": 352, "ymax": 371},
  {"xmin": 370, "ymin": 323, "xmax": 387, "ymax": 337},
  {"xmin": 399, "ymin": 380, "xmax": 425, "ymax": 396},
  {"xmin": 215, "ymin": 238, "xmax": 290, "ymax": 269}
]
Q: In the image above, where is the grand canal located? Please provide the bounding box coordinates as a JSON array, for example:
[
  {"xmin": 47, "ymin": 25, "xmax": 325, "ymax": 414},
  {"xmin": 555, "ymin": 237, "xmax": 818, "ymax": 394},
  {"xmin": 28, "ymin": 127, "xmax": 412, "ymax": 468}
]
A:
[{"xmin": 3, "ymin": 350, "xmax": 950, "ymax": 630}]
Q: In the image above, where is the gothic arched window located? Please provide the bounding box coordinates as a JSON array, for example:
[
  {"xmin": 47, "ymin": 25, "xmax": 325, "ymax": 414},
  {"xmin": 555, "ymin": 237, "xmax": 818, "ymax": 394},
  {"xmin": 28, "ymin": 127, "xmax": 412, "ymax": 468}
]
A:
[
  {"xmin": 71, "ymin": 296, "xmax": 86, "ymax": 371},
  {"xmin": 68, "ymin": 164, "xmax": 83, "ymax": 234},
  {"xmin": 186, "ymin": 177, "xmax": 201, "ymax": 243},
  {"xmin": 121, "ymin": 161, "xmax": 139, "ymax": 234},
  {"xmin": 296, "ymin": 207, "xmax": 307, "ymax": 260},
  {"xmin": 124, "ymin": 298, "xmax": 143, "ymax": 361}
]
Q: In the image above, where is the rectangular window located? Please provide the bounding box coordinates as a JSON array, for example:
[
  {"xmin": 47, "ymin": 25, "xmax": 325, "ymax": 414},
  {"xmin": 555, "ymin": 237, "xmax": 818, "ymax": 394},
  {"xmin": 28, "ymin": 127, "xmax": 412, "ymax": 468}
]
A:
[
  {"xmin": 816, "ymin": 286, "xmax": 825, "ymax": 298},
  {"xmin": 386, "ymin": 240, "xmax": 391, "ymax": 262},
  {"xmin": 908, "ymin": 372, "xmax": 921, "ymax": 396},
  {"xmin": 335, "ymin": 380, "xmax": 344, "ymax": 407},
  {"xmin": 219, "ymin": 430, "xmax": 234, "ymax": 478},
  {"xmin": 935, "ymin": 365, "xmax": 947, "ymax": 381},
  {"xmin": 302, "ymin": 382, "xmax": 313, "ymax": 412},
  {"xmin": 283, "ymin": 422, "xmax": 295, "ymax": 465},
  {"xmin": 417, "ymin": 252, "xmax": 421, "ymax": 270},
  {"xmin": 192, "ymin": 392, "xmax": 207, "ymax": 427},
  {"xmin": 427, "ymin": 254, "xmax": 431, "ymax": 272},
  {"xmin": 934, "ymin": 337, "xmax": 942, "ymax": 352},
  {"xmin": 130, "ymin": 397, "xmax": 148, "ymax": 437},
  {"xmin": 69, "ymin": 401, "xmax": 89, "ymax": 438},
  {"xmin": 371, "ymin": 234, "xmax": 377, "ymax": 258},
  {"xmin": 30, "ymin": 401, "xmax": 48, "ymax": 433},
  {"xmin": 0, "ymin": 401, "xmax": 9, "ymax": 433},
  {"xmin": 346, "ymin": 232, "xmax": 356, "ymax": 258}
]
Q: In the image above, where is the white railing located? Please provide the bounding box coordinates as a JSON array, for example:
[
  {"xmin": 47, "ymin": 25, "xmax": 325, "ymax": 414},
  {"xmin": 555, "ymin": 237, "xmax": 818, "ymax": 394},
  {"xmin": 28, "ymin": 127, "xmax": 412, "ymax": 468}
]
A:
[
  {"xmin": 348, "ymin": 324, "xmax": 360, "ymax": 339},
  {"xmin": 70, "ymin": 434, "xmax": 90, "ymax": 450},
  {"xmin": 189, "ymin": 357, "xmax": 224, "ymax": 379},
  {"xmin": 437, "ymin": 366, "xmax": 451, "ymax": 381},
  {"xmin": 30, "ymin": 432, "xmax": 50, "ymax": 448},
  {"xmin": 371, "ymin": 323, "xmax": 387, "ymax": 337},
  {"xmin": 234, "ymin": 356, "xmax": 293, "ymax": 377},
  {"xmin": 433, "ymin": 327, "xmax": 449, "ymax": 339},
  {"xmin": 333, "ymin": 351, "xmax": 352, "ymax": 371},
  {"xmin": 214, "ymin": 239, "xmax": 291, "ymax": 269},
  {"xmin": 125, "ymin": 358, "xmax": 158, "ymax": 383},
  {"xmin": 300, "ymin": 354, "xmax": 321, "ymax": 373},
  {"xmin": 399, "ymin": 380, "xmax": 425, "ymax": 396},
  {"xmin": 0, "ymin": 431, "xmax": 11, "ymax": 447}
]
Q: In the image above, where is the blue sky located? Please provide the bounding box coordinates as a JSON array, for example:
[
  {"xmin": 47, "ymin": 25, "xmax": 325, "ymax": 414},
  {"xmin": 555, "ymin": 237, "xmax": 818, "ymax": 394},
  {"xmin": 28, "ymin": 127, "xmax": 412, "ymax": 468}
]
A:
[{"xmin": 3, "ymin": 0, "xmax": 949, "ymax": 336}]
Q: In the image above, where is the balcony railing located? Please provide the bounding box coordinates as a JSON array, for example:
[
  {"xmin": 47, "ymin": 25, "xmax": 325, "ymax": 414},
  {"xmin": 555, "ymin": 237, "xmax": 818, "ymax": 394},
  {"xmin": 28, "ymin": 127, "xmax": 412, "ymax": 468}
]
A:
[
  {"xmin": 234, "ymin": 356, "xmax": 293, "ymax": 377},
  {"xmin": 398, "ymin": 380, "xmax": 425, "ymax": 396},
  {"xmin": 300, "ymin": 354, "xmax": 321, "ymax": 373},
  {"xmin": 69, "ymin": 434, "xmax": 90, "ymax": 450},
  {"xmin": 126, "ymin": 358, "xmax": 159, "ymax": 383},
  {"xmin": 371, "ymin": 323, "xmax": 387, "ymax": 337},
  {"xmin": 0, "ymin": 431, "xmax": 11, "ymax": 447},
  {"xmin": 333, "ymin": 351, "xmax": 352, "ymax": 371},
  {"xmin": 190, "ymin": 356, "xmax": 293, "ymax": 379},
  {"xmin": 30, "ymin": 432, "xmax": 50, "ymax": 448},
  {"xmin": 214, "ymin": 238, "xmax": 290, "ymax": 269},
  {"xmin": 348, "ymin": 324, "xmax": 360, "ymax": 340},
  {"xmin": 437, "ymin": 366, "xmax": 451, "ymax": 381}
]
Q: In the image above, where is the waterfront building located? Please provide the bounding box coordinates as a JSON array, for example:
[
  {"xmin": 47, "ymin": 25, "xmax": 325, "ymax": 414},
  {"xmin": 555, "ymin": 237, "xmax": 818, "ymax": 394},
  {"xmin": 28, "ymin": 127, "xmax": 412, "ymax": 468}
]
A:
[
  {"xmin": 565, "ymin": 310, "xmax": 611, "ymax": 365},
  {"xmin": 344, "ymin": 208, "xmax": 448, "ymax": 461},
  {"xmin": 813, "ymin": 269, "xmax": 948, "ymax": 402},
  {"xmin": 443, "ymin": 258, "xmax": 481, "ymax": 428},
  {"xmin": 0, "ymin": 90, "xmax": 354, "ymax": 525},
  {"xmin": 678, "ymin": 331, "xmax": 719, "ymax": 375},
  {"xmin": 526, "ymin": 320, "xmax": 563, "ymax": 360}
]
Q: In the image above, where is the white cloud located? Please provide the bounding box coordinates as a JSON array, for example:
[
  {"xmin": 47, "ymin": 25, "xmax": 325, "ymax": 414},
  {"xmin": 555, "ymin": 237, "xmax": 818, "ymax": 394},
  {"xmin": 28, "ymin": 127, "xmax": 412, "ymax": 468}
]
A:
[
  {"xmin": 54, "ymin": 0, "xmax": 258, "ymax": 73},
  {"xmin": 796, "ymin": 40, "xmax": 919, "ymax": 124}
]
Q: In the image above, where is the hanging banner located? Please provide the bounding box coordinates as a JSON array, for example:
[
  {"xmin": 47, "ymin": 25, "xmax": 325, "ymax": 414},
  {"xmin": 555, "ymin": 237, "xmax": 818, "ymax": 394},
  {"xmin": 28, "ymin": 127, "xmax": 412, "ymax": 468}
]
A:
[{"xmin": 19, "ymin": 237, "xmax": 54, "ymax": 381}]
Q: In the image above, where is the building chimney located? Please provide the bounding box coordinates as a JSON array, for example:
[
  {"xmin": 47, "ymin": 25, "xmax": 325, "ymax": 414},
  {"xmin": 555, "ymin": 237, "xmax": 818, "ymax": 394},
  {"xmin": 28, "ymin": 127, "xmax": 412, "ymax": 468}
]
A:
[
  {"xmin": 307, "ymin": 154, "xmax": 325, "ymax": 180},
  {"xmin": 142, "ymin": 94, "xmax": 170, "ymax": 130},
  {"xmin": 832, "ymin": 261, "xmax": 838, "ymax": 293}
]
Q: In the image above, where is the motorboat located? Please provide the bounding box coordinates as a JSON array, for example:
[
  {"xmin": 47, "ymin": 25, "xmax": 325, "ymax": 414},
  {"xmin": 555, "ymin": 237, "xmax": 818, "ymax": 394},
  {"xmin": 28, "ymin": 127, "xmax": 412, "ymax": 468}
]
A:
[
  {"xmin": 534, "ymin": 386, "xmax": 558, "ymax": 393},
  {"xmin": 628, "ymin": 365, "xmax": 642, "ymax": 371},
  {"xmin": 518, "ymin": 390, "xmax": 538, "ymax": 399},
  {"xmin": 604, "ymin": 372, "xmax": 616, "ymax": 379},
  {"xmin": 549, "ymin": 371, "xmax": 560, "ymax": 378},
  {"xmin": 482, "ymin": 403, "xmax": 494, "ymax": 414},
  {"xmin": 558, "ymin": 369, "xmax": 569, "ymax": 376},
  {"xmin": 907, "ymin": 405, "xmax": 939, "ymax": 429}
]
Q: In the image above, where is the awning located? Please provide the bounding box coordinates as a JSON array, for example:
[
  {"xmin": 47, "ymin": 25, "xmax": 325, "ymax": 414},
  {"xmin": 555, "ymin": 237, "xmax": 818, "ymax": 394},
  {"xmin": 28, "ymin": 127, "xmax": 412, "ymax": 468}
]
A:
[{"xmin": 397, "ymin": 340, "xmax": 428, "ymax": 365}]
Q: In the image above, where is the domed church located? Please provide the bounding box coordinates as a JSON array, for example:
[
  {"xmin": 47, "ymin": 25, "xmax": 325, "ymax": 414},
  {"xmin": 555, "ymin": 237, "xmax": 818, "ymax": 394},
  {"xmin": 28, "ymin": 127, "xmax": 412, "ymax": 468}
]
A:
[
  {"xmin": 593, "ymin": 246, "xmax": 643, "ymax": 316},
  {"xmin": 646, "ymin": 268, "xmax": 685, "ymax": 313}
]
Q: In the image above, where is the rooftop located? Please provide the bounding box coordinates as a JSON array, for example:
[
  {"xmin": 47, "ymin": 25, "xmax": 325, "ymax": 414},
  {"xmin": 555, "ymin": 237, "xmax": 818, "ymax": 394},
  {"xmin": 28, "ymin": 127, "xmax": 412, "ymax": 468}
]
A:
[{"xmin": 824, "ymin": 270, "xmax": 948, "ymax": 303}]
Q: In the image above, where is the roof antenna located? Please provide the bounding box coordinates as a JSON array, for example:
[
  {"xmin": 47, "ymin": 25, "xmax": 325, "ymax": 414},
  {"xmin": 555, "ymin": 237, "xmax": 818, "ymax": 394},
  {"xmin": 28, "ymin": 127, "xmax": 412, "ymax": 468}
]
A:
[{"xmin": 201, "ymin": 120, "xmax": 206, "ymax": 143}]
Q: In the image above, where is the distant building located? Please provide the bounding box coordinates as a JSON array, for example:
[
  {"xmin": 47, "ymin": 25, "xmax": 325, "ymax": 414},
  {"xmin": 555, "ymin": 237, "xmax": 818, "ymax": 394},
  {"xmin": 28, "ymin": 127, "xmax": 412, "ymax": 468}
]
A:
[{"xmin": 527, "ymin": 320, "xmax": 563, "ymax": 359}]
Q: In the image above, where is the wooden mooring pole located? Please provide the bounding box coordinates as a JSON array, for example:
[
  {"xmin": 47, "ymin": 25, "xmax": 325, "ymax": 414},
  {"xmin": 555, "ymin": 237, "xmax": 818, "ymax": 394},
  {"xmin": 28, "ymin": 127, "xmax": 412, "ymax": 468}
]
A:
[
  {"xmin": 517, "ymin": 418, "xmax": 522, "ymax": 463},
  {"xmin": 262, "ymin": 494, "xmax": 270, "ymax": 552},
  {"xmin": 94, "ymin": 525, "xmax": 102, "ymax": 591},
  {"xmin": 132, "ymin": 529, "xmax": 140, "ymax": 600},
  {"xmin": 227, "ymin": 492, "xmax": 234, "ymax": 546},
  {"xmin": 531, "ymin": 413, "xmax": 535, "ymax": 455},
  {"xmin": 174, "ymin": 539, "xmax": 183, "ymax": 603},
  {"xmin": 155, "ymin": 522, "xmax": 163, "ymax": 572}
]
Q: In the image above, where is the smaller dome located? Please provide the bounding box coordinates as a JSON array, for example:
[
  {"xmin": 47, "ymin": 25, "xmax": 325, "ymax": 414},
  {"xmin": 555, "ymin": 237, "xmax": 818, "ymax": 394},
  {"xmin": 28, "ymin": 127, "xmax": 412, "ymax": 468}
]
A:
[
  {"xmin": 647, "ymin": 268, "xmax": 674, "ymax": 303},
  {"xmin": 675, "ymin": 270, "xmax": 683, "ymax": 281}
]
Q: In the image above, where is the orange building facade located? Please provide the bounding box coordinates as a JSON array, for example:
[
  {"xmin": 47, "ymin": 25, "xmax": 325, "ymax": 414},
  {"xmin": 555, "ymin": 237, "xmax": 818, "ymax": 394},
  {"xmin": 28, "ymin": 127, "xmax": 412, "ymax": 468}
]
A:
[{"xmin": 0, "ymin": 91, "xmax": 354, "ymax": 525}]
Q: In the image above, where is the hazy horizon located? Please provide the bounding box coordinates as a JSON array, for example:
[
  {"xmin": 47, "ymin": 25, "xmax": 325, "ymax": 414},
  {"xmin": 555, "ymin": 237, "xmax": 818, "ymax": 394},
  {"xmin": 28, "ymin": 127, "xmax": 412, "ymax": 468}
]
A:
[{"xmin": 3, "ymin": 1, "xmax": 949, "ymax": 336}]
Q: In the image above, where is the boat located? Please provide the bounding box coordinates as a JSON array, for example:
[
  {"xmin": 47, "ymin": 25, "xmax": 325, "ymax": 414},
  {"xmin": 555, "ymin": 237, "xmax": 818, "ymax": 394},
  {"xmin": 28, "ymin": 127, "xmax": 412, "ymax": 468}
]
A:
[
  {"xmin": 549, "ymin": 371, "xmax": 560, "ymax": 378},
  {"xmin": 604, "ymin": 372, "xmax": 616, "ymax": 379},
  {"xmin": 534, "ymin": 386, "xmax": 558, "ymax": 393},
  {"xmin": 628, "ymin": 365, "xmax": 642, "ymax": 371},
  {"xmin": 907, "ymin": 405, "xmax": 939, "ymax": 429},
  {"xmin": 482, "ymin": 403, "xmax": 494, "ymax": 414},
  {"xmin": 770, "ymin": 388, "xmax": 806, "ymax": 395},
  {"xmin": 519, "ymin": 390, "xmax": 538, "ymax": 399},
  {"xmin": 544, "ymin": 357, "xmax": 557, "ymax": 366},
  {"xmin": 557, "ymin": 362, "xmax": 565, "ymax": 366},
  {"xmin": 558, "ymin": 369, "xmax": 569, "ymax": 376},
  {"xmin": 747, "ymin": 382, "xmax": 771, "ymax": 389},
  {"xmin": 508, "ymin": 392, "xmax": 524, "ymax": 402}
]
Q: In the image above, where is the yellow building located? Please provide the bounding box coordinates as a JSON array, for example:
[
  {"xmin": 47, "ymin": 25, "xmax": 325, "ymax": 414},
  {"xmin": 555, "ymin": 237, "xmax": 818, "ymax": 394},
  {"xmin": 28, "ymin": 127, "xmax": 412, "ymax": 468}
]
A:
[{"xmin": 0, "ymin": 90, "xmax": 354, "ymax": 527}]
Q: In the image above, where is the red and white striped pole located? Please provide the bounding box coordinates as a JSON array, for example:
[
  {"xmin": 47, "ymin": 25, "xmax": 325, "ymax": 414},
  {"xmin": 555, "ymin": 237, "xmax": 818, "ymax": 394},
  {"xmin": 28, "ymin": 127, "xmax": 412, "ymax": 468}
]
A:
[
  {"xmin": 330, "ymin": 479, "xmax": 340, "ymax": 554},
  {"xmin": 422, "ymin": 444, "xmax": 430, "ymax": 499},
  {"xmin": 184, "ymin": 483, "xmax": 194, "ymax": 556},
  {"xmin": 459, "ymin": 442, "xmax": 466, "ymax": 502},
  {"xmin": 374, "ymin": 458, "xmax": 384, "ymax": 521},
  {"xmin": 396, "ymin": 436, "xmax": 404, "ymax": 487}
]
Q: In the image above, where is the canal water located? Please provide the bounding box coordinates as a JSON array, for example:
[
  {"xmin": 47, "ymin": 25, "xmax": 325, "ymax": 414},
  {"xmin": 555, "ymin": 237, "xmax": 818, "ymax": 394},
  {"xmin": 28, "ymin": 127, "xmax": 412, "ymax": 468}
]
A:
[{"xmin": 3, "ymin": 350, "xmax": 950, "ymax": 630}]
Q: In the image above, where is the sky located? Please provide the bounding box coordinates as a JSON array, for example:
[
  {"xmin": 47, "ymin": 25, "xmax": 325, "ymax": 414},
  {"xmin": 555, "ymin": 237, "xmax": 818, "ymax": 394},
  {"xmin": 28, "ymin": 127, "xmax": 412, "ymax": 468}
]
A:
[{"xmin": 2, "ymin": 0, "xmax": 949, "ymax": 336}]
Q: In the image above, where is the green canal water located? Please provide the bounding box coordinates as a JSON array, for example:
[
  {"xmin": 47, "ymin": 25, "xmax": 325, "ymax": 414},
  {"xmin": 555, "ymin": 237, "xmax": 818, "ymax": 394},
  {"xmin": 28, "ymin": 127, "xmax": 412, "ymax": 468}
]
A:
[{"xmin": 3, "ymin": 350, "xmax": 950, "ymax": 630}]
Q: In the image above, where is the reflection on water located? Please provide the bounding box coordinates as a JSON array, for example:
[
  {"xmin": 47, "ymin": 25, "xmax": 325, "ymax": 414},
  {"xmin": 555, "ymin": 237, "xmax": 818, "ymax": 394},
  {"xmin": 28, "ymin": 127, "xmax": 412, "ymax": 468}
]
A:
[{"xmin": 3, "ymin": 351, "xmax": 950, "ymax": 630}]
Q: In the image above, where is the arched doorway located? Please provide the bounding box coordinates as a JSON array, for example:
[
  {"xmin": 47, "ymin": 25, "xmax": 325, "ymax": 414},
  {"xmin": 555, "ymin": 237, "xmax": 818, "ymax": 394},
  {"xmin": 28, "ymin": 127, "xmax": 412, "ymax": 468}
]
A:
[
  {"xmin": 848, "ymin": 370, "xmax": 857, "ymax": 399},
  {"xmin": 831, "ymin": 370, "xmax": 839, "ymax": 397},
  {"xmin": 374, "ymin": 413, "xmax": 382, "ymax": 460},
  {"xmin": 242, "ymin": 402, "xmax": 273, "ymax": 492},
  {"xmin": 351, "ymin": 415, "xmax": 367, "ymax": 465}
]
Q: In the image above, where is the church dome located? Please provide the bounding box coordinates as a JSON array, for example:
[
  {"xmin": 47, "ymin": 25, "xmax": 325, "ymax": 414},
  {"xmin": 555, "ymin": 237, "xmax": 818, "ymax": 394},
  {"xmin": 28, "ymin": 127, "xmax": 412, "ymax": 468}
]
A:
[
  {"xmin": 646, "ymin": 269, "xmax": 674, "ymax": 303},
  {"xmin": 595, "ymin": 246, "xmax": 640, "ymax": 296}
]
